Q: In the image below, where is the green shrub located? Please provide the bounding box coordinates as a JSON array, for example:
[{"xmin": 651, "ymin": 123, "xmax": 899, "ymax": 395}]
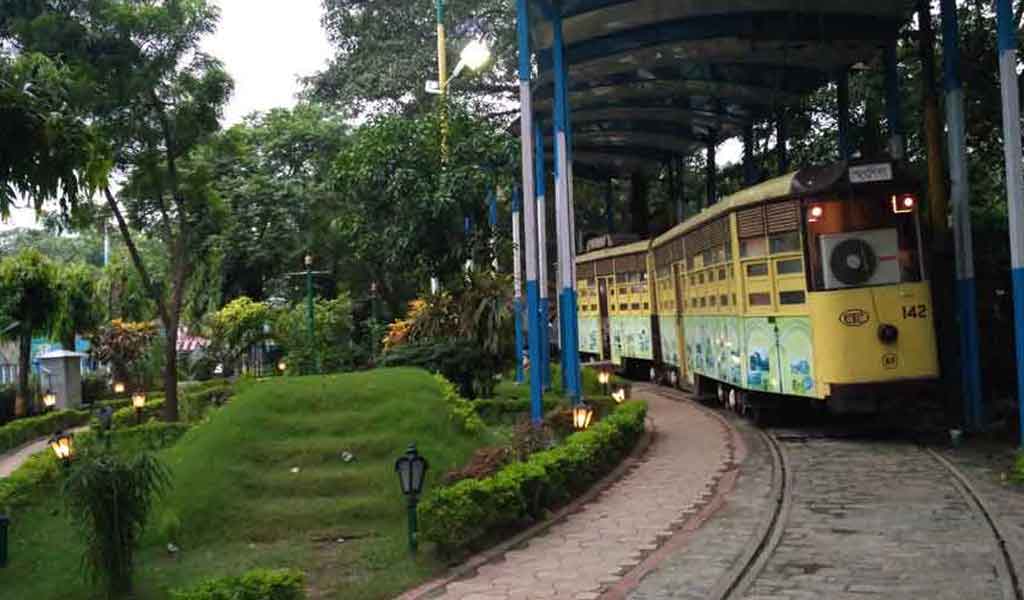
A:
[
  {"xmin": 181, "ymin": 384, "xmax": 233, "ymax": 422},
  {"xmin": 81, "ymin": 374, "xmax": 109, "ymax": 404},
  {"xmin": 170, "ymin": 568, "xmax": 306, "ymax": 600},
  {"xmin": 434, "ymin": 374, "xmax": 486, "ymax": 436},
  {"xmin": 0, "ymin": 384, "xmax": 15, "ymax": 413},
  {"xmin": 111, "ymin": 398, "xmax": 165, "ymax": 428},
  {"xmin": 0, "ymin": 409, "xmax": 91, "ymax": 454},
  {"xmin": 472, "ymin": 396, "xmax": 560, "ymax": 423},
  {"xmin": 418, "ymin": 400, "xmax": 647, "ymax": 553},
  {"xmin": 1012, "ymin": 451, "xmax": 1024, "ymax": 484},
  {"xmin": 0, "ymin": 450, "xmax": 60, "ymax": 511},
  {"xmin": 381, "ymin": 339, "xmax": 497, "ymax": 399}
]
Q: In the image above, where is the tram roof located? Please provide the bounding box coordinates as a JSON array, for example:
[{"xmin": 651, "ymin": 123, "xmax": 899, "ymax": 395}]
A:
[{"xmin": 525, "ymin": 0, "xmax": 917, "ymax": 176}]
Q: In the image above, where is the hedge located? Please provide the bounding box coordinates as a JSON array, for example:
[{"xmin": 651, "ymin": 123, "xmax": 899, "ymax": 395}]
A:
[
  {"xmin": 434, "ymin": 374, "xmax": 486, "ymax": 436},
  {"xmin": 472, "ymin": 396, "xmax": 560, "ymax": 423},
  {"xmin": 106, "ymin": 383, "xmax": 234, "ymax": 428},
  {"xmin": 170, "ymin": 569, "xmax": 305, "ymax": 600},
  {"xmin": 0, "ymin": 450, "xmax": 60, "ymax": 511},
  {"xmin": 0, "ymin": 409, "xmax": 91, "ymax": 454},
  {"xmin": 418, "ymin": 400, "xmax": 647, "ymax": 552}
]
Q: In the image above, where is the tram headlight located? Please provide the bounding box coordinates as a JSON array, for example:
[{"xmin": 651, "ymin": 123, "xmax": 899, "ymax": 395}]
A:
[
  {"xmin": 892, "ymin": 194, "xmax": 916, "ymax": 214},
  {"xmin": 808, "ymin": 205, "xmax": 824, "ymax": 223}
]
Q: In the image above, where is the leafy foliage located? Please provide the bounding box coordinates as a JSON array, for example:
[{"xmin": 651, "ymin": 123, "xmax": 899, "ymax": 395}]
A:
[
  {"xmin": 0, "ymin": 249, "xmax": 59, "ymax": 417},
  {"xmin": 51, "ymin": 262, "xmax": 103, "ymax": 349},
  {"xmin": 203, "ymin": 296, "xmax": 272, "ymax": 376},
  {"xmin": 418, "ymin": 400, "xmax": 647, "ymax": 553},
  {"xmin": 89, "ymin": 320, "xmax": 159, "ymax": 385},
  {"xmin": 0, "ymin": 409, "xmax": 90, "ymax": 454},
  {"xmin": 274, "ymin": 295, "xmax": 354, "ymax": 374},
  {"xmin": 170, "ymin": 569, "xmax": 306, "ymax": 600},
  {"xmin": 63, "ymin": 452, "xmax": 171, "ymax": 598}
]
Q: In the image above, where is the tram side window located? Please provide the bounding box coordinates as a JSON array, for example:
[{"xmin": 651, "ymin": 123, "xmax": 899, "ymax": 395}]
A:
[
  {"xmin": 804, "ymin": 196, "xmax": 924, "ymax": 291},
  {"xmin": 740, "ymin": 236, "xmax": 768, "ymax": 258},
  {"xmin": 770, "ymin": 232, "xmax": 801, "ymax": 254}
]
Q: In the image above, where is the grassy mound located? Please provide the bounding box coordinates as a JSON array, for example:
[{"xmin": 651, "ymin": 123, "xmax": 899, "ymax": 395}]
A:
[{"xmin": 4, "ymin": 368, "xmax": 487, "ymax": 600}]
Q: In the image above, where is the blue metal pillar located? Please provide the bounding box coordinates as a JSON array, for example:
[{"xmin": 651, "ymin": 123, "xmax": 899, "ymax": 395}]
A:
[
  {"xmin": 552, "ymin": 13, "xmax": 582, "ymax": 403},
  {"xmin": 996, "ymin": 0, "xmax": 1024, "ymax": 446},
  {"xmin": 534, "ymin": 121, "xmax": 552, "ymax": 390},
  {"xmin": 884, "ymin": 41, "xmax": 906, "ymax": 160},
  {"xmin": 512, "ymin": 188, "xmax": 525, "ymax": 384},
  {"xmin": 837, "ymin": 68, "xmax": 852, "ymax": 160},
  {"xmin": 515, "ymin": 0, "xmax": 543, "ymax": 423},
  {"xmin": 743, "ymin": 124, "xmax": 757, "ymax": 186},
  {"xmin": 942, "ymin": 0, "xmax": 984, "ymax": 431}
]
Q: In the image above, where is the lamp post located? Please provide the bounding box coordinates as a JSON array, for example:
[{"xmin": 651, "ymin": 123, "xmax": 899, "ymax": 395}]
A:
[
  {"xmin": 113, "ymin": 381, "xmax": 125, "ymax": 395},
  {"xmin": 132, "ymin": 391, "xmax": 146, "ymax": 425},
  {"xmin": 597, "ymin": 371, "xmax": 610, "ymax": 396},
  {"xmin": 42, "ymin": 389, "xmax": 56, "ymax": 412},
  {"xmin": 0, "ymin": 514, "xmax": 8, "ymax": 568},
  {"xmin": 48, "ymin": 430, "xmax": 75, "ymax": 467},
  {"xmin": 572, "ymin": 403, "xmax": 594, "ymax": 431},
  {"xmin": 394, "ymin": 443, "xmax": 429, "ymax": 553},
  {"xmin": 96, "ymin": 406, "xmax": 113, "ymax": 450},
  {"xmin": 277, "ymin": 360, "xmax": 287, "ymax": 376}
]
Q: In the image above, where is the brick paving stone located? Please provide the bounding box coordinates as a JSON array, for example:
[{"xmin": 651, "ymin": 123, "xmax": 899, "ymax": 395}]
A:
[{"xmin": 431, "ymin": 385, "xmax": 731, "ymax": 600}]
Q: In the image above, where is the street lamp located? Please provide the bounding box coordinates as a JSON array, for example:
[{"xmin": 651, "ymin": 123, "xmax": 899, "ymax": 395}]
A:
[
  {"xmin": 394, "ymin": 443, "xmax": 429, "ymax": 553},
  {"xmin": 42, "ymin": 389, "xmax": 56, "ymax": 411},
  {"xmin": 48, "ymin": 430, "xmax": 75, "ymax": 467},
  {"xmin": 572, "ymin": 404, "xmax": 594, "ymax": 431},
  {"xmin": 132, "ymin": 391, "xmax": 146, "ymax": 425},
  {"xmin": 96, "ymin": 406, "xmax": 113, "ymax": 450}
]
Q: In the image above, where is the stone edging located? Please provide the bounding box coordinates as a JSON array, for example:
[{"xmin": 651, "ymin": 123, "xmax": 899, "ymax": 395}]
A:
[
  {"xmin": 599, "ymin": 386, "xmax": 747, "ymax": 600},
  {"xmin": 395, "ymin": 416, "xmax": 658, "ymax": 600}
]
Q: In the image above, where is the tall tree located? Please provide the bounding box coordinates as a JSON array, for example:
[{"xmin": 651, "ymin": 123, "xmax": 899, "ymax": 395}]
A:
[
  {"xmin": 52, "ymin": 262, "xmax": 102, "ymax": 351},
  {"xmin": 0, "ymin": 249, "xmax": 58, "ymax": 419},
  {"xmin": 8, "ymin": 0, "xmax": 234, "ymax": 421},
  {"xmin": 308, "ymin": 0, "xmax": 516, "ymax": 117}
]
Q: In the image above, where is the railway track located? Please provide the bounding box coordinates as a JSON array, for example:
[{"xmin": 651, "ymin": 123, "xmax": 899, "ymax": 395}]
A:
[{"xmin": 709, "ymin": 424, "xmax": 1023, "ymax": 600}]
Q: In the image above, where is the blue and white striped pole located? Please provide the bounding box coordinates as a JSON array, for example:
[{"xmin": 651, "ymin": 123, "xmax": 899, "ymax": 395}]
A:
[
  {"xmin": 512, "ymin": 187, "xmax": 525, "ymax": 384},
  {"xmin": 996, "ymin": 0, "xmax": 1024, "ymax": 446},
  {"xmin": 941, "ymin": 0, "xmax": 984, "ymax": 431},
  {"xmin": 535, "ymin": 122, "xmax": 552, "ymax": 390},
  {"xmin": 516, "ymin": 0, "xmax": 543, "ymax": 423},
  {"xmin": 552, "ymin": 13, "xmax": 582, "ymax": 403}
]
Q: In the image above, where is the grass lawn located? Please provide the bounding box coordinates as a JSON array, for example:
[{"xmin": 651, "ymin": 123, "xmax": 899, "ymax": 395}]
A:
[{"xmin": 3, "ymin": 368, "xmax": 489, "ymax": 600}]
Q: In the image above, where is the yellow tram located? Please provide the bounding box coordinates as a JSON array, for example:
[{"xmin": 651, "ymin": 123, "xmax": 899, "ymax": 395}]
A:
[{"xmin": 576, "ymin": 160, "xmax": 940, "ymax": 414}]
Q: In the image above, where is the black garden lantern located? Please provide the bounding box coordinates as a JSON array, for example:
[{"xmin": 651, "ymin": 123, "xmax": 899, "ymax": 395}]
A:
[
  {"xmin": 394, "ymin": 443, "xmax": 429, "ymax": 552},
  {"xmin": 48, "ymin": 430, "xmax": 75, "ymax": 467},
  {"xmin": 572, "ymin": 403, "xmax": 595, "ymax": 431},
  {"xmin": 96, "ymin": 406, "xmax": 114, "ymax": 449}
]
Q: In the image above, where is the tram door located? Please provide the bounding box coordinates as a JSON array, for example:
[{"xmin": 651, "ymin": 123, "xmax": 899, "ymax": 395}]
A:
[
  {"xmin": 598, "ymin": 277, "xmax": 612, "ymax": 360},
  {"xmin": 674, "ymin": 262, "xmax": 688, "ymax": 384}
]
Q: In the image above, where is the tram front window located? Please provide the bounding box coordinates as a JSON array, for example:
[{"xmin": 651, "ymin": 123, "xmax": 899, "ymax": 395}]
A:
[{"xmin": 804, "ymin": 194, "xmax": 923, "ymax": 292}]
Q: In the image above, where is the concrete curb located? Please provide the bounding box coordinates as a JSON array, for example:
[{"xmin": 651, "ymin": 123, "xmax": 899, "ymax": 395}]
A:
[{"xmin": 395, "ymin": 416, "xmax": 658, "ymax": 600}]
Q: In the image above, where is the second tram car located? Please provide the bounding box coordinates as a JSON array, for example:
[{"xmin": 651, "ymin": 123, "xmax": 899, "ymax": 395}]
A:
[{"xmin": 576, "ymin": 160, "xmax": 939, "ymax": 415}]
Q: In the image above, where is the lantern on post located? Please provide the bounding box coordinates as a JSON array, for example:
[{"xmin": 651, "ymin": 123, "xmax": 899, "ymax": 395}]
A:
[
  {"xmin": 597, "ymin": 370, "xmax": 611, "ymax": 395},
  {"xmin": 96, "ymin": 406, "xmax": 113, "ymax": 450},
  {"xmin": 0, "ymin": 515, "xmax": 8, "ymax": 568},
  {"xmin": 42, "ymin": 390, "xmax": 57, "ymax": 411},
  {"xmin": 49, "ymin": 430, "xmax": 75, "ymax": 467},
  {"xmin": 277, "ymin": 360, "xmax": 287, "ymax": 375},
  {"xmin": 394, "ymin": 443, "xmax": 429, "ymax": 553},
  {"xmin": 132, "ymin": 391, "xmax": 146, "ymax": 425},
  {"xmin": 612, "ymin": 388, "xmax": 626, "ymax": 404},
  {"xmin": 113, "ymin": 381, "xmax": 126, "ymax": 395},
  {"xmin": 572, "ymin": 404, "xmax": 594, "ymax": 431}
]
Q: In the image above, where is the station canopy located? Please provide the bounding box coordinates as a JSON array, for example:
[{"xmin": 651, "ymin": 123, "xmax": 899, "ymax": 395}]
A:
[{"xmin": 526, "ymin": 1, "xmax": 918, "ymax": 178}]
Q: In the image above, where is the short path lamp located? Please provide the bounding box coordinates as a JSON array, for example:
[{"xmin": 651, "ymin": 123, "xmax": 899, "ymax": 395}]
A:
[
  {"xmin": 49, "ymin": 430, "xmax": 75, "ymax": 467},
  {"xmin": 277, "ymin": 360, "xmax": 287, "ymax": 376},
  {"xmin": 132, "ymin": 391, "xmax": 147, "ymax": 425},
  {"xmin": 612, "ymin": 388, "xmax": 626, "ymax": 404},
  {"xmin": 0, "ymin": 514, "xmax": 8, "ymax": 567},
  {"xmin": 42, "ymin": 389, "xmax": 56, "ymax": 412},
  {"xmin": 597, "ymin": 370, "xmax": 611, "ymax": 395},
  {"xmin": 572, "ymin": 403, "xmax": 595, "ymax": 431},
  {"xmin": 113, "ymin": 381, "xmax": 126, "ymax": 395},
  {"xmin": 96, "ymin": 406, "xmax": 114, "ymax": 450},
  {"xmin": 394, "ymin": 443, "xmax": 429, "ymax": 553}
]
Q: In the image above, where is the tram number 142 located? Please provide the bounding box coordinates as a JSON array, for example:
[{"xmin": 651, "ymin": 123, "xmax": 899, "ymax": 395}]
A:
[{"xmin": 902, "ymin": 304, "xmax": 928, "ymax": 319}]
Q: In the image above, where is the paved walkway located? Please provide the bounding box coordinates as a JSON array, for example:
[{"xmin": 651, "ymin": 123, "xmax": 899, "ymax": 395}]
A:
[
  {"xmin": 429, "ymin": 384, "xmax": 735, "ymax": 600},
  {"xmin": 0, "ymin": 426, "xmax": 89, "ymax": 477}
]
